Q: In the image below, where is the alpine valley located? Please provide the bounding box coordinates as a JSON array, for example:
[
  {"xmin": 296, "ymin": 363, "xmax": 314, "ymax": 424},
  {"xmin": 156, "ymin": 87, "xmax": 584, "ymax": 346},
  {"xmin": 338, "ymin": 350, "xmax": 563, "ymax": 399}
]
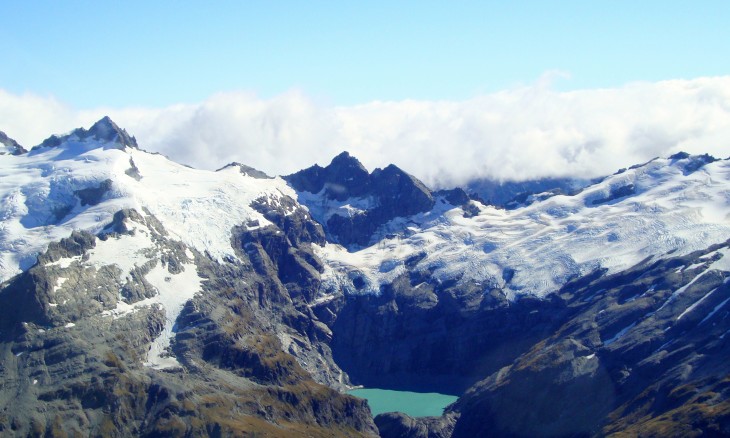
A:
[{"xmin": 1, "ymin": 117, "xmax": 729, "ymax": 437}]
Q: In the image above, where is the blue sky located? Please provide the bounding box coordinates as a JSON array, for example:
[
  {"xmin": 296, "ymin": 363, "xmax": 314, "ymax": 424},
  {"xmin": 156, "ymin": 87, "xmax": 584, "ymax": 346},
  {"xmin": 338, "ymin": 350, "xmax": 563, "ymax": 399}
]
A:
[
  {"xmin": 2, "ymin": 1, "xmax": 729, "ymax": 107},
  {"xmin": 1, "ymin": 2, "xmax": 729, "ymax": 184}
]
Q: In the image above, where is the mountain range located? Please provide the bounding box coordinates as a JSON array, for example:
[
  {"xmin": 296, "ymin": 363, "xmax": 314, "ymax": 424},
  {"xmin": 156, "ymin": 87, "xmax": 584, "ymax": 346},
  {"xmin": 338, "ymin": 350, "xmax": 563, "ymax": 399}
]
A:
[{"xmin": 0, "ymin": 117, "xmax": 729, "ymax": 437}]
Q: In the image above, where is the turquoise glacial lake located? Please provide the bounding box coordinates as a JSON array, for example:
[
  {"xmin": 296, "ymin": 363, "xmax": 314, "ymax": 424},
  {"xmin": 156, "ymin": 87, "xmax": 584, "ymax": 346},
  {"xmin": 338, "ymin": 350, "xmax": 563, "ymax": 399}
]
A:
[{"xmin": 348, "ymin": 388, "xmax": 459, "ymax": 417}]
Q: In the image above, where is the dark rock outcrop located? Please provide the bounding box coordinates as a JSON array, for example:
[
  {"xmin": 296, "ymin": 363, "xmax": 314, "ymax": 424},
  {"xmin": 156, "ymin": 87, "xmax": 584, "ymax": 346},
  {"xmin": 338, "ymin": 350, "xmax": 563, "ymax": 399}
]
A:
[
  {"xmin": 590, "ymin": 183, "xmax": 636, "ymax": 206},
  {"xmin": 670, "ymin": 151, "xmax": 719, "ymax": 175},
  {"xmin": 286, "ymin": 152, "xmax": 435, "ymax": 247},
  {"xmin": 86, "ymin": 116, "xmax": 138, "ymax": 148},
  {"xmin": 125, "ymin": 158, "xmax": 142, "ymax": 180},
  {"xmin": 286, "ymin": 151, "xmax": 372, "ymax": 200},
  {"xmin": 375, "ymin": 412, "xmax": 458, "ymax": 438},
  {"xmin": 74, "ymin": 179, "xmax": 113, "ymax": 206},
  {"xmin": 0, "ymin": 130, "xmax": 27, "ymax": 155},
  {"xmin": 316, "ymin": 272, "xmax": 570, "ymax": 395},
  {"xmin": 450, "ymin": 241, "xmax": 730, "ymax": 437},
  {"xmin": 235, "ymin": 194, "xmax": 326, "ymax": 306},
  {"xmin": 434, "ymin": 188, "xmax": 470, "ymax": 206},
  {"xmin": 0, "ymin": 208, "xmax": 378, "ymax": 437},
  {"xmin": 35, "ymin": 116, "xmax": 138, "ymax": 150},
  {"xmin": 217, "ymin": 162, "xmax": 272, "ymax": 179}
]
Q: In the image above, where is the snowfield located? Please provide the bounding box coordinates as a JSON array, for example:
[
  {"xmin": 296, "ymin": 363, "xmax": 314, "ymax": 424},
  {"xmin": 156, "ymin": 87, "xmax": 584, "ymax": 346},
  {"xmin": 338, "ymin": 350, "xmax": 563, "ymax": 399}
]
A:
[
  {"xmin": 314, "ymin": 155, "xmax": 730, "ymax": 299},
  {"xmin": 1, "ymin": 129, "xmax": 729, "ymax": 311},
  {"xmin": 0, "ymin": 137, "xmax": 298, "ymax": 284},
  {"xmin": 0, "ymin": 130, "xmax": 300, "ymax": 368}
]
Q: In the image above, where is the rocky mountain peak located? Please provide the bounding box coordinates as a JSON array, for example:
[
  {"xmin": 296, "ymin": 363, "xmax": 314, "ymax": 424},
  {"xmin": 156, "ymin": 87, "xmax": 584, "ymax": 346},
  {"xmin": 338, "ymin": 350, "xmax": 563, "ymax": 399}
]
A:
[
  {"xmin": 1, "ymin": 123, "xmax": 730, "ymax": 436},
  {"xmin": 370, "ymin": 164, "xmax": 434, "ymax": 213},
  {"xmin": 285, "ymin": 151, "xmax": 436, "ymax": 247},
  {"xmin": 329, "ymin": 150, "xmax": 368, "ymax": 172},
  {"xmin": 216, "ymin": 162, "xmax": 271, "ymax": 179},
  {"xmin": 668, "ymin": 151, "xmax": 718, "ymax": 174},
  {"xmin": 285, "ymin": 150, "xmax": 370, "ymax": 201},
  {"xmin": 86, "ymin": 116, "xmax": 138, "ymax": 148},
  {"xmin": 35, "ymin": 116, "xmax": 138, "ymax": 151},
  {"xmin": 0, "ymin": 130, "xmax": 27, "ymax": 155}
]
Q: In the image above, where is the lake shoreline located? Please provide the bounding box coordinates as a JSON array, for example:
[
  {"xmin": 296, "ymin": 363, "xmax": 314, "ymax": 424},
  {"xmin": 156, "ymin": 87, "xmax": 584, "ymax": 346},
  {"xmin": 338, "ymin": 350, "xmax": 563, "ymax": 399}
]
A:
[{"xmin": 348, "ymin": 388, "xmax": 459, "ymax": 418}]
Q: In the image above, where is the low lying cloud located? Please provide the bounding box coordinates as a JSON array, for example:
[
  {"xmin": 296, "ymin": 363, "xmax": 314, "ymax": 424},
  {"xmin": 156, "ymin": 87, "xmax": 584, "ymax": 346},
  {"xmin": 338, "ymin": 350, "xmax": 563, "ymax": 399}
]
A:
[{"xmin": 2, "ymin": 76, "xmax": 730, "ymax": 188}]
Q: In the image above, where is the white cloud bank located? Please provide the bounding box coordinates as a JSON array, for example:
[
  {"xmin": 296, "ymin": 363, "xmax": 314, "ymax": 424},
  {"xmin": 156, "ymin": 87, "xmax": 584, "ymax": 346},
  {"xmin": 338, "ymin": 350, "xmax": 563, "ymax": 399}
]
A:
[{"xmin": 2, "ymin": 76, "xmax": 730, "ymax": 188}]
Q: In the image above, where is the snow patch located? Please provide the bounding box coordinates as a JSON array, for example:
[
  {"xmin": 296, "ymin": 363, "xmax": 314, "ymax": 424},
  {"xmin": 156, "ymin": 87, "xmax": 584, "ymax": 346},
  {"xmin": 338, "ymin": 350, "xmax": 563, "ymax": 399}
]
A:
[
  {"xmin": 53, "ymin": 276, "xmax": 67, "ymax": 293},
  {"xmin": 295, "ymin": 190, "xmax": 377, "ymax": 224},
  {"xmin": 0, "ymin": 143, "xmax": 298, "ymax": 283},
  {"xmin": 700, "ymin": 296, "xmax": 730, "ymax": 325},
  {"xmin": 659, "ymin": 269, "xmax": 712, "ymax": 312},
  {"xmin": 677, "ymin": 287, "xmax": 718, "ymax": 321},
  {"xmin": 85, "ymin": 223, "xmax": 154, "ymax": 279},
  {"xmin": 100, "ymin": 260, "xmax": 202, "ymax": 369},
  {"xmin": 709, "ymin": 247, "xmax": 730, "ymax": 272},
  {"xmin": 47, "ymin": 256, "xmax": 81, "ymax": 269},
  {"xmin": 2, "ymin": 136, "xmax": 730, "ymax": 308},
  {"xmin": 143, "ymin": 262, "xmax": 202, "ymax": 370},
  {"xmin": 603, "ymin": 322, "xmax": 638, "ymax": 346},
  {"xmin": 315, "ymin": 159, "xmax": 730, "ymax": 300}
]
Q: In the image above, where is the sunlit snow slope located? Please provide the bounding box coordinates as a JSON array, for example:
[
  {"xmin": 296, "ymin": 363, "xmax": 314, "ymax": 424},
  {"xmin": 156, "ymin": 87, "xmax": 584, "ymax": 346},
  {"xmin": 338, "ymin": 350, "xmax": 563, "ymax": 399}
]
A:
[
  {"xmin": 0, "ymin": 123, "xmax": 301, "ymax": 368},
  {"xmin": 2, "ymin": 120, "xmax": 729, "ymax": 308},
  {"xmin": 0, "ymin": 135, "xmax": 297, "ymax": 284},
  {"xmin": 314, "ymin": 154, "xmax": 730, "ymax": 300}
]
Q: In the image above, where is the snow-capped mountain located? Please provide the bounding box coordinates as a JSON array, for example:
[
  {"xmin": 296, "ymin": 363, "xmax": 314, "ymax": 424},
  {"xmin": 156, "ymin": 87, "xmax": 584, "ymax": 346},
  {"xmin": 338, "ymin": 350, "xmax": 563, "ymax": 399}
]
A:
[
  {"xmin": 0, "ymin": 131, "xmax": 27, "ymax": 156},
  {"xmin": 305, "ymin": 152, "xmax": 730, "ymax": 300},
  {"xmin": 1, "ymin": 117, "xmax": 729, "ymax": 437},
  {"xmin": 465, "ymin": 175, "xmax": 597, "ymax": 208},
  {"xmin": 0, "ymin": 117, "xmax": 299, "ymax": 285}
]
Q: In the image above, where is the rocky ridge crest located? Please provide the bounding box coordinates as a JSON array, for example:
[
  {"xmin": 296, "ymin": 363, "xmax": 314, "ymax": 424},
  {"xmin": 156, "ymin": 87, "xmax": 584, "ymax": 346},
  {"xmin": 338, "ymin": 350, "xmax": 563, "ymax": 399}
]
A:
[
  {"xmin": 34, "ymin": 116, "xmax": 138, "ymax": 151},
  {"xmin": 1, "ymin": 118, "xmax": 729, "ymax": 437}
]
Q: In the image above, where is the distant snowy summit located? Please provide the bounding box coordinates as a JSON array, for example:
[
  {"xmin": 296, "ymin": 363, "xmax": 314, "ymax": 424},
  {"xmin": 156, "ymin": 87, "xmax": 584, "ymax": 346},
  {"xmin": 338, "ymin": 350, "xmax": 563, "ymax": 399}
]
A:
[
  {"xmin": 285, "ymin": 151, "xmax": 440, "ymax": 247},
  {"xmin": 0, "ymin": 130, "xmax": 27, "ymax": 155},
  {"xmin": 33, "ymin": 116, "xmax": 138, "ymax": 151},
  {"xmin": 1, "ymin": 116, "xmax": 728, "ymax": 301}
]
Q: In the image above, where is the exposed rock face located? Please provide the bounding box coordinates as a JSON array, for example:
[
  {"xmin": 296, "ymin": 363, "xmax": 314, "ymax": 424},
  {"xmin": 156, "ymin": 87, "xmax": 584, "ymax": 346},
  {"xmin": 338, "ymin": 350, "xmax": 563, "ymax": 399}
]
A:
[
  {"xmin": 74, "ymin": 179, "xmax": 113, "ymax": 206},
  {"xmin": 433, "ymin": 188, "xmax": 470, "ymax": 206},
  {"xmin": 0, "ymin": 208, "xmax": 377, "ymax": 437},
  {"xmin": 286, "ymin": 152, "xmax": 436, "ymax": 247},
  {"xmin": 2, "ymin": 141, "xmax": 730, "ymax": 437},
  {"xmin": 316, "ymin": 271, "xmax": 570, "ymax": 394},
  {"xmin": 591, "ymin": 183, "xmax": 636, "ymax": 205},
  {"xmin": 217, "ymin": 162, "xmax": 272, "ymax": 179},
  {"xmin": 228, "ymin": 194, "xmax": 362, "ymax": 391},
  {"xmin": 0, "ymin": 130, "xmax": 27, "ymax": 155},
  {"xmin": 669, "ymin": 151, "xmax": 719, "ymax": 174},
  {"xmin": 286, "ymin": 151, "xmax": 372, "ymax": 200},
  {"xmin": 125, "ymin": 157, "xmax": 142, "ymax": 180},
  {"xmin": 375, "ymin": 412, "xmax": 458, "ymax": 438},
  {"xmin": 308, "ymin": 232, "xmax": 730, "ymax": 436},
  {"xmin": 35, "ymin": 116, "xmax": 138, "ymax": 150},
  {"xmin": 450, "ymin": 242, "xmax": 730, "ymax": 437}
]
